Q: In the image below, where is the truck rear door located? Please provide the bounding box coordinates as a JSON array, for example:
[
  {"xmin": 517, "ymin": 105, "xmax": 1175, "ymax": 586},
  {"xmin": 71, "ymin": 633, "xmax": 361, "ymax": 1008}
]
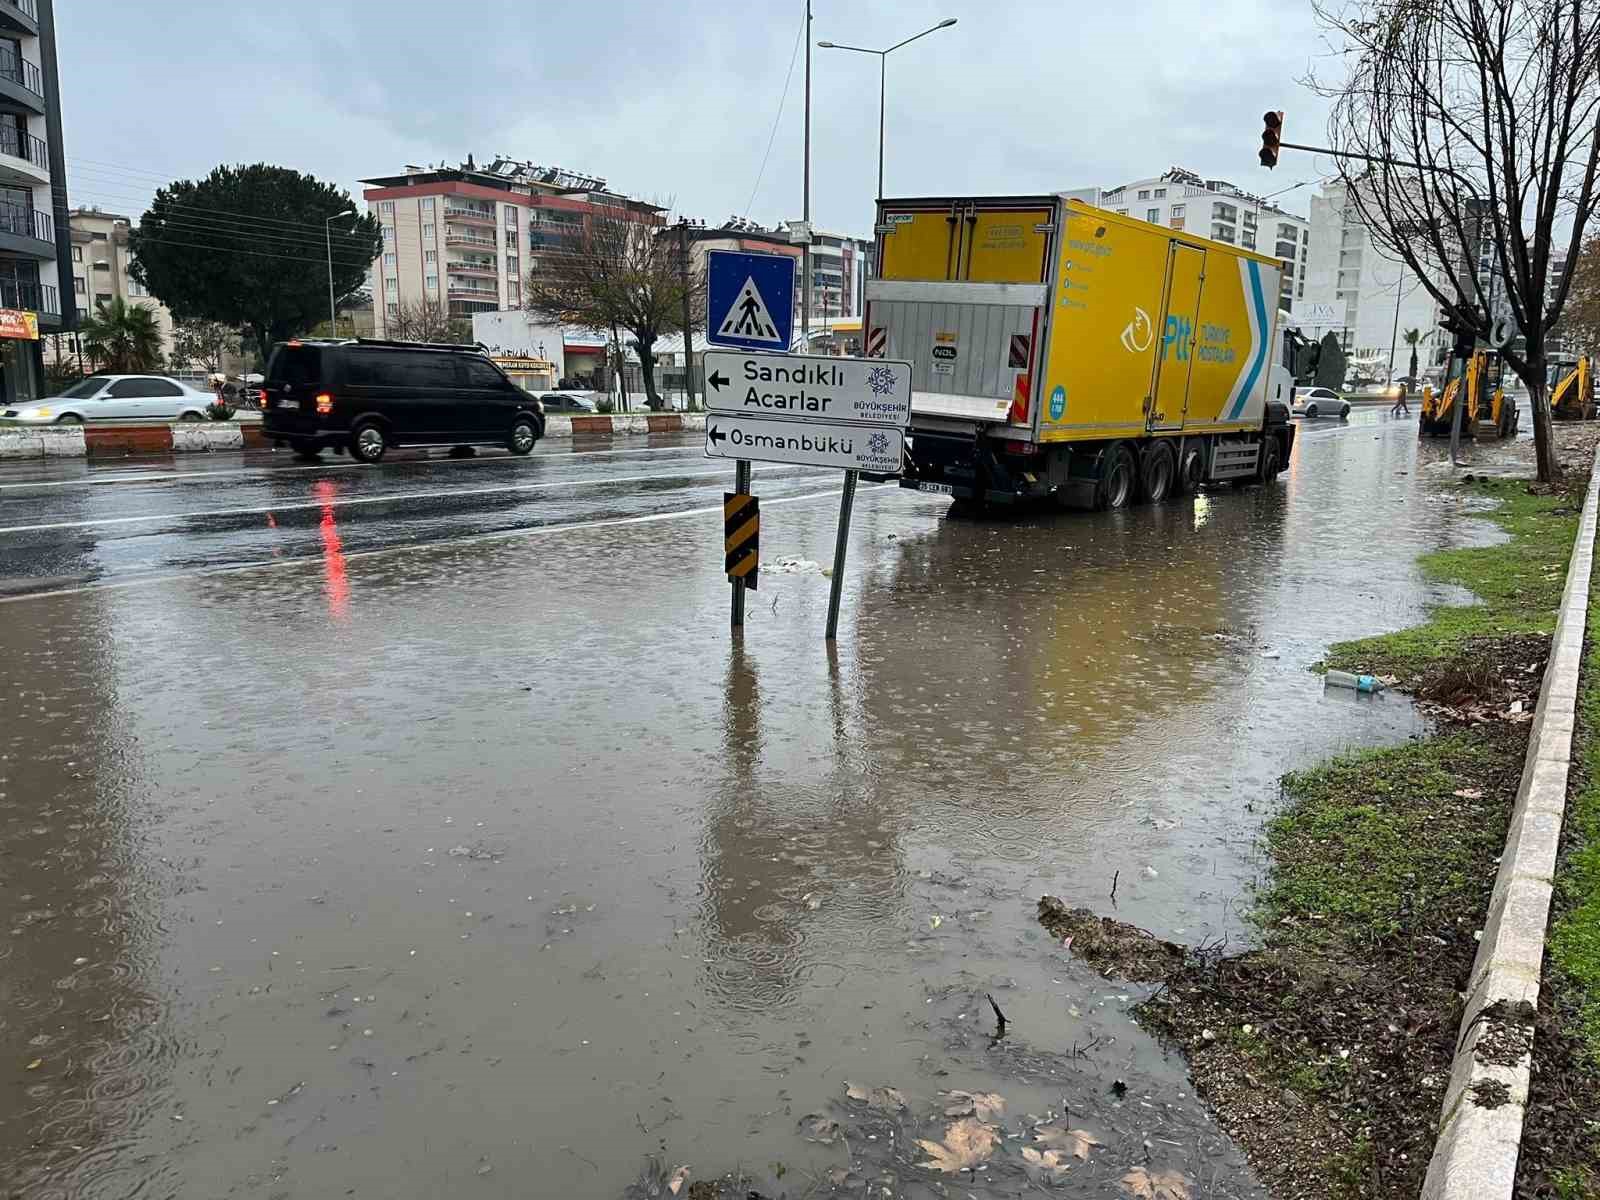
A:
[{"xmin": 868, "ymin": 198, "xmax": 1057, "ymax": 430}]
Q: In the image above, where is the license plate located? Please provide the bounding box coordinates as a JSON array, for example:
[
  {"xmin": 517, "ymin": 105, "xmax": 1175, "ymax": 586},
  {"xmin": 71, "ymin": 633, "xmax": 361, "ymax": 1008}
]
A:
[{"xmin": 920, "ymin": 482, "xmax": 955, "ymax": 496}]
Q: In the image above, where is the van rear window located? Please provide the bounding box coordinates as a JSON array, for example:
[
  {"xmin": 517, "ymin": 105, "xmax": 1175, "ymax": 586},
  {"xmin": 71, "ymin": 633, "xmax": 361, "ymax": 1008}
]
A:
[{"xmin": 267, "ymin": 345, "xmax": 323, "ymax": 386}]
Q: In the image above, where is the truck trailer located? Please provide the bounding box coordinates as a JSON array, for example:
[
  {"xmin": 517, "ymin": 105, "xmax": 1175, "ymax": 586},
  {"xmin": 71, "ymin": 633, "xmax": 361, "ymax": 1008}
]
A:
[{"xmin": 864, "ymin": 195, "xmax": 1295, "ymax": 508}]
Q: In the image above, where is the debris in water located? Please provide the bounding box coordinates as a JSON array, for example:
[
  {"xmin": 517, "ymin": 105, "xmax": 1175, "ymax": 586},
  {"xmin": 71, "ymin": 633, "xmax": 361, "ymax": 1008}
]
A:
[
  {"xmin": 929, "ymin": 914, "xmax": 943, "ymax": 929},
  {"xmin": 1031, "ymin": 1123, "xmax": 1104, "ymax": 1160},
  {"xmin": 665, "ymin": 1164, "xmax": 689, "ymax": 1195},
  {"xmin": 798, "ymin": 1113, "xmax": 842, "ymax": 1144},
  {"xmin": 24, "ymin": 1058, "xmax": 41, "ymax": 1071},
  {"xmin": 803, "ymin": 893, "xmax": 822, "ymax": 911},
  {"xmin": 1021, "ymin": 1146, "xmax": 1073, "ymax": 1180},
  {"xmin": 915, "ymin": 1117, "xmax": 999, "ymax": 1173},
  {"xmin": 941, "ymin": 1090, "xmax": 1005, "ymax": 1120},
  {"xmin": 844, "ymin": 1082, "xmax": 907, "ymax": 1112},
  {"xmin": 1119, "ymin": 1166, "xmax": 1193, "ymax": 1198}
]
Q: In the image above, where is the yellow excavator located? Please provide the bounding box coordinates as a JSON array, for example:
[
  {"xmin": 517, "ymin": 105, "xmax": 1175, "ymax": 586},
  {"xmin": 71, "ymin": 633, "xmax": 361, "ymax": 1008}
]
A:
[
  {"xmin": 1549, "ymin": 355, "xmax": 1594, "ymax": 421},
  {"xmin": 1419, "ymin": 350, "xmax": 1518, "ymax": 440}
]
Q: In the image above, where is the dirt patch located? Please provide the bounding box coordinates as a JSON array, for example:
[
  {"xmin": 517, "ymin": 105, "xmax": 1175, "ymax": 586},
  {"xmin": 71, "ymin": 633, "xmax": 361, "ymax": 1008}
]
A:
[
  {"xmin": 1411, "ymin": 633, "xmax": 1547, "ymax": 724},
  {"xmin": 1042, "ymin": 718, "xmax": 1531, "ymax": 1200},
  {"xmin": 1036, "ymin": 898, "xmax": 1187, "ymax": 983}
]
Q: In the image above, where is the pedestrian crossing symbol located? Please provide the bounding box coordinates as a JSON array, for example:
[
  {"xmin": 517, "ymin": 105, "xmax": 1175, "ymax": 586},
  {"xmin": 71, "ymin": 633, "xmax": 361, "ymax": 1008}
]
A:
[
  {"xmin": 706, "ymin": 249, "xmax": 795, "ymax": 351},
  {"xmin": 717, "ymin": 277, "xmax": 783, "ymax": 345}
]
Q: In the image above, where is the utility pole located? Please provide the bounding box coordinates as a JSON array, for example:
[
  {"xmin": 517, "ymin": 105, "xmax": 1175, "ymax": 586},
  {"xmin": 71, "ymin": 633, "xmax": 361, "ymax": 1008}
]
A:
[
  {"xmin": 802, "ymin": 0, "xmax": 812, "ymax": 352},
  {"xmin": 678, "ymin": 220, "xmax": 696, "ymax": 411}
]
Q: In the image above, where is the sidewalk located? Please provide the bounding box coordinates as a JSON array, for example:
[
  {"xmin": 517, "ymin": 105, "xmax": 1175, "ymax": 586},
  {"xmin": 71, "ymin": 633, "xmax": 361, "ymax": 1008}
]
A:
[{"xmin": 0, "ymin": 413, "xmax": 708, "ymax": 462}]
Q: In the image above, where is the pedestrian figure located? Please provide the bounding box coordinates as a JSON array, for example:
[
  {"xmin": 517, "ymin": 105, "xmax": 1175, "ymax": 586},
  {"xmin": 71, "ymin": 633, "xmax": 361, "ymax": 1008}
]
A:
[{"xmin": 1392, "ymin": 380, "xmax": 1411, "ymax": 417}]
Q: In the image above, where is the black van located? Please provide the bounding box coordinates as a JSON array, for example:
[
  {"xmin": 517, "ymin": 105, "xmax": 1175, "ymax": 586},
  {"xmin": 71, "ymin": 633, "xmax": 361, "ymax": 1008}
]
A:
[{"xmin": 261, "ymin": 339, "xmax": 546, "ymax": 463}]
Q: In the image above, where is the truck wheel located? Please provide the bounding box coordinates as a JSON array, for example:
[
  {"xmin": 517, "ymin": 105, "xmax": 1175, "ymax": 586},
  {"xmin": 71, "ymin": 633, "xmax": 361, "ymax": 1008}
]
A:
[
  {"xmin": 1139, "ymin": 443, "xmax": 1177, "ymax": 503},
  {"xmin": 1176, "ymin": 442, "xmax": 1206, "ymax": 494},
  {"xmin": 1094, "ymin": 442, "xmax": 1136, "ymax": 511},
  {"xmin": 1258, "ymin": 434, "xmax": 1283, "ymax": 482}
]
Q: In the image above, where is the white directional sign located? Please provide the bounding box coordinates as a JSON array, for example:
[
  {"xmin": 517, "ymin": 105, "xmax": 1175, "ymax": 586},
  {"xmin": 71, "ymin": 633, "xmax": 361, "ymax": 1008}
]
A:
[
  {"xmin": 704, "ymin": 350, "xmax": 912, "ymax": 428},
  {"xmin": 705, "ymin": 414, "xmax": 905, "ymax": 473}
]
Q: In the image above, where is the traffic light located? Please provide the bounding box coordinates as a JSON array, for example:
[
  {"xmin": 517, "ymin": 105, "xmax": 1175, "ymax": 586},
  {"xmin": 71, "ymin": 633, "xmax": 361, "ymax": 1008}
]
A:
[{"xmin": 1260, "ymin": 111, "xmax": 1283, "ymax": 169}]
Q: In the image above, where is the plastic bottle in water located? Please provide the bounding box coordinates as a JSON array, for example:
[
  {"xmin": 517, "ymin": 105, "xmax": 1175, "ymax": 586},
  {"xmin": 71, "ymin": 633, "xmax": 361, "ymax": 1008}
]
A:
[{"xmin": 1326, "ymin": 669, "xmax": 1383, "ymax": 693}]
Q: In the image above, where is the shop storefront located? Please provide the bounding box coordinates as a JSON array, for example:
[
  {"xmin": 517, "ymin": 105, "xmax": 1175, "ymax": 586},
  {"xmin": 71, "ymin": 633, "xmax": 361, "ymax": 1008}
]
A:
[{"xmin": 0, "ymin": 306, "xmax": 40, "ymax": 407}]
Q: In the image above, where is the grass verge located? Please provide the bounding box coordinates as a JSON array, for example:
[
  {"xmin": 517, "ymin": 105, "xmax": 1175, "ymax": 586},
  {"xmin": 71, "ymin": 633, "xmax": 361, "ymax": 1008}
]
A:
[{"xmin": 1042, "ymin": 473, "xmax": 1593, "ymax": 1199}]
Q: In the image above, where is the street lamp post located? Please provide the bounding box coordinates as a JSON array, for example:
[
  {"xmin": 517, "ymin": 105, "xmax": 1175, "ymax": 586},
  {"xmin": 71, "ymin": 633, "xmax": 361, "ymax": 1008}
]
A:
[
  {"xmin": 818, "ymin": 17, "xmax": 956, "ymax": 200},
  {"xmin": 326, "ymin": 207, "xmax": 356, "ymax": 335}
]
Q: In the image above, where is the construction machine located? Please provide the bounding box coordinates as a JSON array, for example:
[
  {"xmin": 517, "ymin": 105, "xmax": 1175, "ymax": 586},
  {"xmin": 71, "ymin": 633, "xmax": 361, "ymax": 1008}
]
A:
[
  {"xmin": 1549, "ymin": 354, "xmax": 1594, "ymax": 421},
  {"xmin": 1419, "ymin": 350, "xmax": 1518, "ymax": 440}
]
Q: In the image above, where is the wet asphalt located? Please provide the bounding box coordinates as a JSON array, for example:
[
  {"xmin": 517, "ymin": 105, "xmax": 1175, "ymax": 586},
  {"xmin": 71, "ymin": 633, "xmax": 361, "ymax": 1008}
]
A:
[{"xmin": 0, "ymin": 417, "xmax": 1509, "ymax": 1198}]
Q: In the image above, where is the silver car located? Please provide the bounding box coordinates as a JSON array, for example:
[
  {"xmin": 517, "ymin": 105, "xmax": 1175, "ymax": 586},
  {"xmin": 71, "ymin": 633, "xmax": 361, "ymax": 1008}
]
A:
[
  {"xmin": 1294, "ymin": 386, "xmax": 1352, "ymax": 420},
  {"xmin": 3, "ymin": 375, "xmax": 214, "ymax": 424}
]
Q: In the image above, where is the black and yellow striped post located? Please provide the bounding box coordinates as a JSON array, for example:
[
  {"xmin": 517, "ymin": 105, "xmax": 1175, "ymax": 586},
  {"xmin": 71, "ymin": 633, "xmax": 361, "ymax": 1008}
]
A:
[{"xmin": 725, "ymin": 488, "xmax": 759, "ymax": 623}]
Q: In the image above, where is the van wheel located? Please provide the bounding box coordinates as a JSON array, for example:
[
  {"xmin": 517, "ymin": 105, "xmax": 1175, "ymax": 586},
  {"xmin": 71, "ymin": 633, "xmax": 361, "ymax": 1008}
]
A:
[
  {"xmin": 1176, "ymin": 442, "xmax": 1206, "ymax": 493},
  {"xmin": 1094, "ymin": 442, "xmax": 1136, "ymax": 511},
  {"xmin": 1139, "ymin": 443, "xmax": 1177, "ymax": 503},
  {"xmin": 351, "ymin": 421, "xmax": 387, "ymax": 463},
  {"xmin": 509, "ymin": 418, "xmax": 538, "ymax": 456}
]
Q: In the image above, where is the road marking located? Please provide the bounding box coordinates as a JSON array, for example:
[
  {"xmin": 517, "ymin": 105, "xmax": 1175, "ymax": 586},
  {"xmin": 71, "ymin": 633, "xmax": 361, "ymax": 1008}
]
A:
[
  {"xmin": 0, "ymin": 464, "xmax": 819, "ymax": 535},
  {"xmin": 0, "ymin": 484, "xmax": 907, "ymax": 605},
  {"xmin": 0, "ymin": 441, "xmax": 705, "ymax": 492}
]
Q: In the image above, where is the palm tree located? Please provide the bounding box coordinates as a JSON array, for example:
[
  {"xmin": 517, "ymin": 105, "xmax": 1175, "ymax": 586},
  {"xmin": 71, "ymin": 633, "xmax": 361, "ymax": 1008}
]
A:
[
  {"xmin": 1402, "ymin": 328, "xmax": 1423, "ymax": 389},
  {"xmin": 79, "ymin": 296, "xmax": 163, "ymax": 373}
]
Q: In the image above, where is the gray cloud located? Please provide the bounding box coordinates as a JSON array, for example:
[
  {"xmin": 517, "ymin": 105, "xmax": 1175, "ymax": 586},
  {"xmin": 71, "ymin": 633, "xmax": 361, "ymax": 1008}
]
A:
[{"xmin": 58, "ymin": 0, "xmax": 1334, "ymax": 234}]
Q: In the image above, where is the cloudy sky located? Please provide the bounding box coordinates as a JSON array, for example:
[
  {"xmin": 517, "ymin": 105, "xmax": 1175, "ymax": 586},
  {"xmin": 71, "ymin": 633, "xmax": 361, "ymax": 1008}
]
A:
[{"xmin": 56, "ymin": 0, "xmax": 1341, "ymax": 232}]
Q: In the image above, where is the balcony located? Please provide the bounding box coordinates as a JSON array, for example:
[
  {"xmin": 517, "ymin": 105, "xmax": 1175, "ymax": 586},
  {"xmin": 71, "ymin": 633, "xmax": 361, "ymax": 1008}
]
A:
[
  {"xmin": 0, "ymin": 0, "xmax": 37, "ymax": 37},
  {"xmin": 445, "ymin": 227, "xmax": 496, "ymax": 249},
  {"xmin": 443, "ymin": 205, "xmax": 495, "ymax": 225},
  {"xmin": 446, "ymin": 277, "xmax": 498, "ymax": 298},
  {"xmin": 0, "ymin": 45, "xmax": 43, "ymax": 115},
  {"xmin": 0, "ymin": 277, "xmax": 56, "ymax": 314},
  {"xmin": 0, "ymin": 198, "xmax": 50, "ymax": 256},
  {"xmin": 0, "ymin": 121, "xmax": 47, "ymax": 181},
  {"xmin": 448, "ymin": 258, "xmax": 497, "ymax": 276},
  {"xmin": 448, "ymin": 298, "xmax": 500, "ymax": 318}
]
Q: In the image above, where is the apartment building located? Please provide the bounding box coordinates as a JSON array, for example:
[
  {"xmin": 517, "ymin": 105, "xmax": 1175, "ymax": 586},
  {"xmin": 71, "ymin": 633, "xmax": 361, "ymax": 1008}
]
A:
[
  {"xmin": 0, "ymin": 0, "xmax": 72, "ymax": 404},
  {"xmin": 62, "ymin": 207, "xmax": 176, "ymax": 355},
  {"xmin": 1299, "ymin": 180, "xmax": 1446, "ymax": 378},
  {"xmin": 360, "ymin": 157, "xmax": 664, "ymax": 337},
  {"xmin": 1095, "ymin": 167, "xmax": 1312, "ymax": 313},
  {"xmin": 806, "ymin": 228, "xmax": 871, "ymax": 319}
]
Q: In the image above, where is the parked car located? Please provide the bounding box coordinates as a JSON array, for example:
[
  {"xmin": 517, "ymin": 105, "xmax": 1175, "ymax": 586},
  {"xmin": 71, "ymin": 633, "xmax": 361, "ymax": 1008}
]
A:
[
  {"xmin": 1295, "ymin": 386, "xmax": 1352, "ymax": 420},
  {"xmin": 2, "ymin": 375, "xmax": 213, "ymax": 424},
  {"xmin": 261, "ymin": 339, "xmax": 547, "ymax": 463},
  {"xmin": 538, "ymin": 392, "xmax": 597, "ymax": 413}
]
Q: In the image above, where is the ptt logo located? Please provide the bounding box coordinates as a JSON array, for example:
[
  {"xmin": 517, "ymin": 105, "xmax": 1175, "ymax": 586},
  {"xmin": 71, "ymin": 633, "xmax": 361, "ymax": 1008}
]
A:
[
  {"xmin": 1162, "ymin": 316, "xmax": 1192, "ymax": 361},
  {"xmin": 1119, "ymin": 307, "xmax": 1154, "ymax": 353}
]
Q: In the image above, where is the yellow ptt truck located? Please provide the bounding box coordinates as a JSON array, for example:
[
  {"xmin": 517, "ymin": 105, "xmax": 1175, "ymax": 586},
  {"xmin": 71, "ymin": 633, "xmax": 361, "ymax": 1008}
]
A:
[{"xmin": 865, "ymin": 195, "xmax": 1295, "ymax": 508}]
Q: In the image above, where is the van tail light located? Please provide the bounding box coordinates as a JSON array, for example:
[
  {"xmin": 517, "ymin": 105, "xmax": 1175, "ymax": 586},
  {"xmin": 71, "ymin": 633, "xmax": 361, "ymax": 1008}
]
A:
[
  {"xmin": 998, "ymin": 439, "xmax": 1037, "ymax": 457},
  {"xmin": 315, "ymin": 392, "xmax": 334, "ymax": 415}
]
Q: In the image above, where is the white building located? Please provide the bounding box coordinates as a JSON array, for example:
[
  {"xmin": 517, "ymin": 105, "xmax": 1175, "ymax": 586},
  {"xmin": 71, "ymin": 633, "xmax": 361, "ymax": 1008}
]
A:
[
  {"xmin": 1094, "ymin": 168, "xmax": 1312, "ymax": 314},
  {"xmin": 1300, "ymin": 180, "xmax": 1446, "ymax": 381}
]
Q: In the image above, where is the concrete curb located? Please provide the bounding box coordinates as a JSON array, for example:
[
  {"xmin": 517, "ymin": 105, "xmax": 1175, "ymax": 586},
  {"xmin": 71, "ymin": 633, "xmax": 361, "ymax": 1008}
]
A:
[
  {"xmin": 1421, "ymin": 445, "xmax": 1600, "ymax": 1198},
  {"xmin": 0, "ymin": 414, "xmax": 706, "ymax": 461}
]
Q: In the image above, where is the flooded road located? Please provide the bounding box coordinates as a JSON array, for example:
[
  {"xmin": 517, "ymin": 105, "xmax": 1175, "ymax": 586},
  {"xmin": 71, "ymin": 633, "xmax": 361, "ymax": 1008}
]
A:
[{"xmin": 0, "ymin": 416, "xmax": 1497, "ymax": 1197}]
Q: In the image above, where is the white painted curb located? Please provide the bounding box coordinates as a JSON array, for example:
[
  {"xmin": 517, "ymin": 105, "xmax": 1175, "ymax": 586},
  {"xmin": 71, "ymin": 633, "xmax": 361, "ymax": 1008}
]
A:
[
  {"xmin": 1421, "ymin": 446, "xmax": 1600, "ymax": 1198},
  {"xmin": 171, "ymin": 423, "xmax": 244, "ymax": 452},
  {"xmin": 540, "ymin": 412, "xmax": 706, "ymax": 439},
  {"xmin": 0, "ymin": 427, "xmax": 86, "ymax": 458}
]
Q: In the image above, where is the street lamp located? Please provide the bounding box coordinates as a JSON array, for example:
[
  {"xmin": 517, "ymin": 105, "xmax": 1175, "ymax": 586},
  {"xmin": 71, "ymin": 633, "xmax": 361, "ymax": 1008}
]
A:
[
  {"xmin": 819, "ymin": 18, "xmax": 957, "ymax": 200},
  {"xmin": 325, "ymin": 207, "xmax": 356, "ymax": 336}
]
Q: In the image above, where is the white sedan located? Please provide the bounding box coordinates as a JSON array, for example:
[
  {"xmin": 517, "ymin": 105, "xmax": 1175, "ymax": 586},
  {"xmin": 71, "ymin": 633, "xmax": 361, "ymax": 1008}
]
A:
[
  {"xmin": 2, "ymin": 375, "xmax": 213, "ymax": 424},
  {"xmin": 1294, "ymin": 386, "xmax": 1352, "ymax": 419}
]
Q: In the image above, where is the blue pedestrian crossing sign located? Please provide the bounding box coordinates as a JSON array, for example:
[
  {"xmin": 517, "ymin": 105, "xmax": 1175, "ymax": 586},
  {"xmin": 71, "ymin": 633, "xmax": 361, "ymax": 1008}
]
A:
[{"xmin": 707, "ymin": 249, "xmax": 795, "ymax": 352}]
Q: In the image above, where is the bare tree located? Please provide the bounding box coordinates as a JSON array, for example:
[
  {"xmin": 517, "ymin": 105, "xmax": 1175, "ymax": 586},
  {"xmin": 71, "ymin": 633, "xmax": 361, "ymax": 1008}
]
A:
[
  {"xmin": 169, "ymin": 317, "xmax": 242, "ymax": 374},
  {"xmin": 388, "ymin": 298, "xmax": 471, "ymax": 344},
  {"xmin": 522, "ymin": 210, "xmax": 701, "ymax": 411},
  {"xmin": 1313, "ymin": 0, "xmax": 1600, "ymax": 481}
]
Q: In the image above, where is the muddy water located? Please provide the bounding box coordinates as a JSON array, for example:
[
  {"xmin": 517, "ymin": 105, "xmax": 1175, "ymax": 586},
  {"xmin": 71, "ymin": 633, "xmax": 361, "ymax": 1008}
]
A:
[{"xmin": 0, "ymin": 414, "xmax": 1499, "ymax": 1198}]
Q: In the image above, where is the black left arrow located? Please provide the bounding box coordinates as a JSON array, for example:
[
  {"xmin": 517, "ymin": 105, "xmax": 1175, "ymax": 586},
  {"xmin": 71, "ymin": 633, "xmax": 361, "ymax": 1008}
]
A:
[
  {"xmin": 709, "ymin": 424, "xmax": 727, "ymax": 445},
  {"xmin": 708, "ymin": 371, "xmax": 729, "ymax": 390}
]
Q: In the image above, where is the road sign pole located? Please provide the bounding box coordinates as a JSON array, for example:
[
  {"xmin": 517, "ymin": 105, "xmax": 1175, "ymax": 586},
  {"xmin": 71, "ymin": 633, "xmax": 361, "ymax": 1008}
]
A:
[
  {"xmin": 824, "ymin": 470, "xmax": 857, "ymax": 641},
  {"xmin": 732, "ymin": 458, "xmax": 751, "ymax": 628}
]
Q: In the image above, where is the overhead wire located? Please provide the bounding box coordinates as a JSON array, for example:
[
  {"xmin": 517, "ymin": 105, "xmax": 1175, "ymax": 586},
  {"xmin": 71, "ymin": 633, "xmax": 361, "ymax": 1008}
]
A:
[{"xmin": 743, "ymin": 4, "xmax": 807, "ymax": 218}]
